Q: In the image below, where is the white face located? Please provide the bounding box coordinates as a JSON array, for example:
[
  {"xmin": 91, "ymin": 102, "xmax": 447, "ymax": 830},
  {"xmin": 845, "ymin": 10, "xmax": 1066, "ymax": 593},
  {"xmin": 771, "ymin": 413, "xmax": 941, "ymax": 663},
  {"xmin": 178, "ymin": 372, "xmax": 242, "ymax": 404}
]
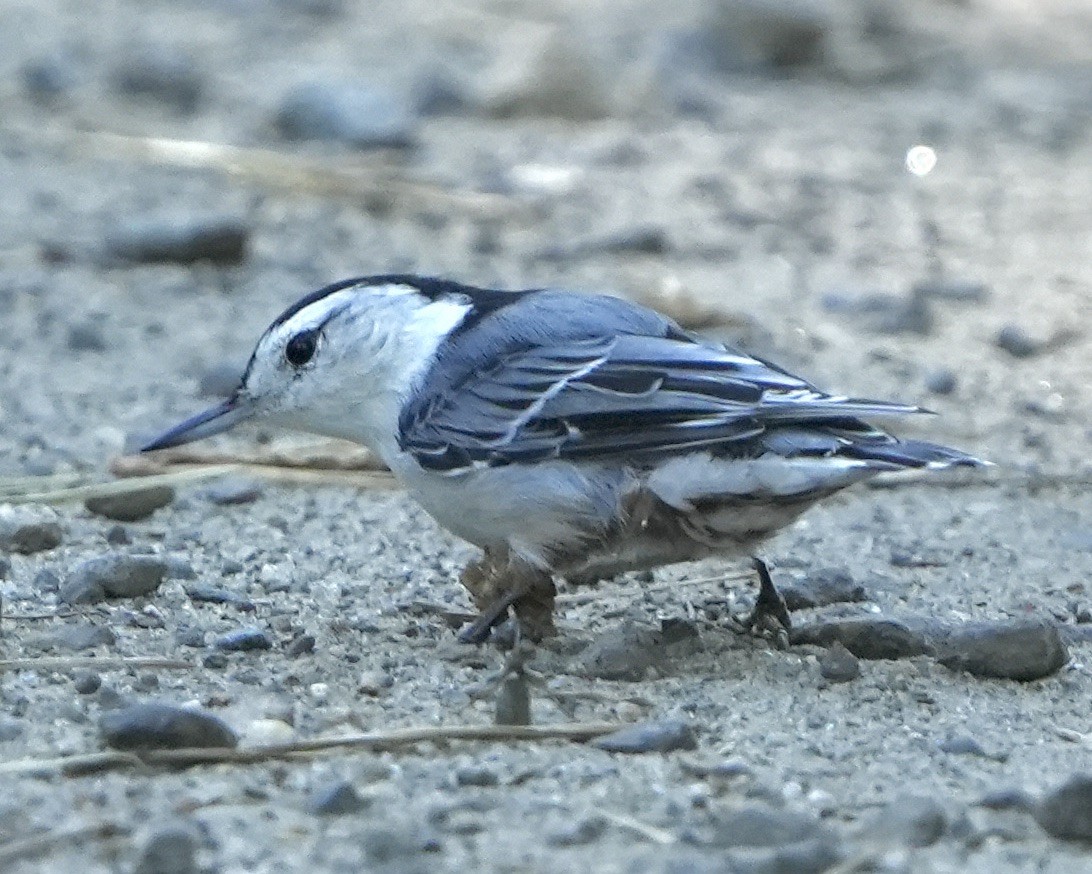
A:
[{"xmin": 142, "ymin": 281, "xmax": 471, "ymax": 456}]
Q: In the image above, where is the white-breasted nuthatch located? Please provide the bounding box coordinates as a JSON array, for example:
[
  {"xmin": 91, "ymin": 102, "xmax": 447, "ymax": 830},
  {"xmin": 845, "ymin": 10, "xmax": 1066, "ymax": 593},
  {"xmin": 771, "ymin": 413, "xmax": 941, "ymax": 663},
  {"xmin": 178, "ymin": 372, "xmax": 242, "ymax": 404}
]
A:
[{"xmin": 143, "ymin": 275, "xmax": 985, "ymax": 642}]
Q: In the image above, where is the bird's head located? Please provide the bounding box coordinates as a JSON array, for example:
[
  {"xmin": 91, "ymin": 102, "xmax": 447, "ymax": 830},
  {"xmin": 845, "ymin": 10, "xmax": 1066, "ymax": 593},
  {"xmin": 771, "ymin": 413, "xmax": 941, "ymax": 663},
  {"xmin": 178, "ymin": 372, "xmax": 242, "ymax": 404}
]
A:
[{"xmin": 140, "ymin": 276, "xmax": 473, "ymax": 454}]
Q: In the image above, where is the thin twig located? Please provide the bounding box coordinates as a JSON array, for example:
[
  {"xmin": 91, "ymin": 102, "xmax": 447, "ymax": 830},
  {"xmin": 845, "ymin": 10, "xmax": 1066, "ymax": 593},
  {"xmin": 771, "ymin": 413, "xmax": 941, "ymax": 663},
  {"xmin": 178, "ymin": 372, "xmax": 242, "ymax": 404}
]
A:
[
  {"xmin": 0, "ymin": 722, "xmax": 629, "ymax": 777},
  {"xmin": 599, "ymin": 810, "xmax": 676, "ymax": 844},
  {"xmin": 112, "ymin": 441, "xmax": 386, "ymax": 473},
  {"xmin": 0, "ymin": 822, "xmax": 130, "ymax": 867},
  {"xmin": 0, "ymin": 656, "xmax": 194, "ymax": 673},
  {"xmin": 74, "ymin": 132, "xmax": 523, "ymax": 219},
  {"xmin": 3, "ymin": 467, "xmax": 237, "ymax": 505}
]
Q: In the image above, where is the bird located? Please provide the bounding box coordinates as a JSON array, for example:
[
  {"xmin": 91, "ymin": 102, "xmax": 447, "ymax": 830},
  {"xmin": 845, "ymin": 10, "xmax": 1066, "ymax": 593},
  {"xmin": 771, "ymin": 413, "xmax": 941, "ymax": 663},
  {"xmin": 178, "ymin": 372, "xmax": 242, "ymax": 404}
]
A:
[{"xmin": 142, "ymin": 274, "xmax": 985, "ymax": 643}]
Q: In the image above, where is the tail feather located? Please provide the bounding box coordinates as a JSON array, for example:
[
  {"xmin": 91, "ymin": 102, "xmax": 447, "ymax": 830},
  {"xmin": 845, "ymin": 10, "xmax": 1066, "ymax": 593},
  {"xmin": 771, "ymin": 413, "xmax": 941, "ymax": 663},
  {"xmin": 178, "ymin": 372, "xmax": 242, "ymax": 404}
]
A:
[{"xmin": 843, "ymin": 438, "xmax": 987, "ymax": 470}]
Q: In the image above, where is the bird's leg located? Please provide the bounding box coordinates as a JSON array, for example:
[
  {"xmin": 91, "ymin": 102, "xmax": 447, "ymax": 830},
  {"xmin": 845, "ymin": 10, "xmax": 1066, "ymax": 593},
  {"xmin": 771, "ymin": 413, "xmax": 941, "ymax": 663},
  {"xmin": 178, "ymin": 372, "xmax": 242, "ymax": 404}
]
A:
[
  {"xmin": 458, "ymin": 551, "xmax": 556, "ymax": 644},
  {"xmin": 743, "ymin": 557, "xmax": 791, "ymax": 649}
]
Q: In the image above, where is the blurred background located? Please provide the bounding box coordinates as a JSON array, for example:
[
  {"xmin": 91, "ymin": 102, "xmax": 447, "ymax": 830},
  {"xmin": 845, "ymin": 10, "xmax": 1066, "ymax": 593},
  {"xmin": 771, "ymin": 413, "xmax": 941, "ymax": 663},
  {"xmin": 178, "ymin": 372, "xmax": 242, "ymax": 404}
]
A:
[{"xmin": 0, "ymin": 0, "xmax": 1089, "ymax": 474}]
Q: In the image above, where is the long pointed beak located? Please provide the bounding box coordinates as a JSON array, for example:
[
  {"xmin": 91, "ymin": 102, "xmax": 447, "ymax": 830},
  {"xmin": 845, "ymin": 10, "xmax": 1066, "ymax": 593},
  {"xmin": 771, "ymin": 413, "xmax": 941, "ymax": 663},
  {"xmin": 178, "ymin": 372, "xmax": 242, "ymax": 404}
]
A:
[{"xmin": 140, "ymin": 396, "xmax": 255, "ymax": 452}]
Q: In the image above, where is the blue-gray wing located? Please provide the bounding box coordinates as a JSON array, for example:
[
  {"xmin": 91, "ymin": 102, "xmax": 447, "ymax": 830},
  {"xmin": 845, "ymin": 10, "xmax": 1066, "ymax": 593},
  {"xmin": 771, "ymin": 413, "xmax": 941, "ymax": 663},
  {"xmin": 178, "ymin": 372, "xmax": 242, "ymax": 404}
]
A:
[{"xmin": 398, "ymin": 292, "xmax": 921, "ymax": 472}]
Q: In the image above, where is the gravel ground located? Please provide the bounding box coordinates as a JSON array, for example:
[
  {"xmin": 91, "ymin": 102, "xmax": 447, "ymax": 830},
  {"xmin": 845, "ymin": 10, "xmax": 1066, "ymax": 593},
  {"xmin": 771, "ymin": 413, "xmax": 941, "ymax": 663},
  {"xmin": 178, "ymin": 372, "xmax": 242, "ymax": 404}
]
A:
[{"xmin": 1, "ymin": 1, "xmax": 1091, "ymax": 872}]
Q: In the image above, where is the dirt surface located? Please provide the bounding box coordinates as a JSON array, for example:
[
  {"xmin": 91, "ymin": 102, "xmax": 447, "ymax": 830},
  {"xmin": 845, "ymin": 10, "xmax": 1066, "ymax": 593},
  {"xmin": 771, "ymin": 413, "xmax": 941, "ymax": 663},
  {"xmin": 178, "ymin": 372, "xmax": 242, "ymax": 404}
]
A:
[{"xmin": 1, "ymin": 1, "xmax": 1091, "ymax": 871}]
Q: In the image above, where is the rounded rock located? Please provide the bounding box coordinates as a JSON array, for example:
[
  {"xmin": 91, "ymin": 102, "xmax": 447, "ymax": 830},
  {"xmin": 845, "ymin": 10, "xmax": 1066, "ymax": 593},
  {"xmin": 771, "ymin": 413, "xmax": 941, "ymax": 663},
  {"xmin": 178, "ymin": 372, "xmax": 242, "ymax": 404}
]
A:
[
  {"xmin": 101, "ymin": 702, "xmax": 238, "ymax": 751},
  {"xmin": 85, "ymin": 486, "xmax": 174, "ymax": 522}
]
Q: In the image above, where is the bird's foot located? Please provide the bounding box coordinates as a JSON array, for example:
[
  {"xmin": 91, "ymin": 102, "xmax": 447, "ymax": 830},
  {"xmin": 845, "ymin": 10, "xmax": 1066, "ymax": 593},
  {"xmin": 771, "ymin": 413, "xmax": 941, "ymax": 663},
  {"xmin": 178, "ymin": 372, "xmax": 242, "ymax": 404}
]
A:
[
  {"xmin": 458, "ymin": 555, "xmax": 556, "ymax": 645},
  {"xmin": 738, "ymin": 557, "xmax": 791, "ymax": 650}
]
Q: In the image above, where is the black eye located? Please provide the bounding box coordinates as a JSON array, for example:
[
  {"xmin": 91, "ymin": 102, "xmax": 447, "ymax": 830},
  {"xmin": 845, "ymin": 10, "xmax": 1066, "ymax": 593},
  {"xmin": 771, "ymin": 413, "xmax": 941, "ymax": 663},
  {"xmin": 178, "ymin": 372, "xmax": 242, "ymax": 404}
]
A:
[{"xmin": 285, "ymin": 330, "xmax": 318, "ymax": 367}]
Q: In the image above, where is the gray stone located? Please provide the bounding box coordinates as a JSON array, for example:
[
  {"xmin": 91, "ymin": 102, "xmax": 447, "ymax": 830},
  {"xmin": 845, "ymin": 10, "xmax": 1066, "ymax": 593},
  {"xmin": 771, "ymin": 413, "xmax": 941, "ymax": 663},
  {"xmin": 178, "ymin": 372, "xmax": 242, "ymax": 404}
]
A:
[
  {"xmin": 86, "ymin": 485, "xmax": 174, "ymax": 521},
  {"xmin": 100, "ymin": 702, "xmax": 238, "ymax": 750},
  {"xmin": 727, "ymin": 839, "xmax": 842, "ymax": 874},
  {"xmin": 215, "ymin": 627, "xmax": 273, "ymax": 651},
  {"xmin": 21, "ymin": 53, "xmax": 82, "ymax": 103},
  {"xmin": 935, "ymin": 622, "xmax": 1068, "ymax": 681},
  {"xmin": 286, "ymin": 633, "xmax": 316, "ymax": 656},
  {"xmin": 74, "ymin": 672, "xmax": 102, "ymax": 694},
  {"xmin": 781, "ymin": 568, "xmax": 866, "ymax": 610},
  {"xmin": 205, "ymin": 477, "xmax": 263, "ymax": 506},
  {"xmin": 1035, "ymin": 774, "xmax": 1092, "ymax": 842},
  {"xmin": 995, "ymin": 323, "xmax": 1042, "ymax": 358},
  {"xmin": 275, "ymin": 82, "xmax": 417, "ymax": 149},
  {"xmin": 978, "ymin": 787, "xmax": 1035, "ymax": 811},
  {"xmin": 699, "ymin": 0, "xmax": 831, "ymax": 71},
  {"xmin": 33, "ymin": 623, "xmax": 116, "ymax": 653},
  {"xmin": 112, "ymin": 47, "xmax": 204, "ymax": 113},
  {"xmin": 593, "ymin": 719, "xmax": 697, "ymax": 754},
  {"xmin": 106, "ymin": 216, "xmax": 249, "ymax": 265},
  {"xmin": 818, "ymin": 641, "xmax": 860, "ymax": 683},
  {"xmin": 455, "ymin": 765, "xmax": 499, "ymax": 787},
  {"xmin": 62, "ymin": 553, "xmax": 168, "ymax": 603},
  {"xmin": 690, "ymin": 803, "xmax": 825, "ymax": 848},
  {"xmin": 572, "ymin": 621, "xmax": 663, "ymax": 681},
  {"xmin": 819, "ymin": 288, "xmax": 933, "ymax": 335},
  {"xmin": 66, "ymin": 320, "xmax": 108, "ymax": 351},
  {"xmin": 864, "ymin": 794, "xmax": 947, "ymax": 848},
  {"xmin": 0, "ymin": 505, "xmax": 63, "ymax": 554},
  {"xmin": 791, "ymin": 618, "xmax": 931, "ymax": 660},
  {"xmin": 0, "ymin": 718, "xmax": 24, "ymax": 742},
  {"xmin": 311, "ymin": 780, "xmax": 370, "ymax": 815},
  {"xmin": 133, "ymin": 822, "xmax": 200, "ymax": 874},
  {"xmin": 185, "ymin": 583, "xmax": 250, "ymax": 607},
  {"xmin": 546, "ymin": 814, "xmax": 607, "ymax": 847},
  {"xmin": 924, "ymin": 367, "xmax": 958, "ymax": 395},
  {"xmin": 939, "ymin": 733, "xmax": 998, "ymax": 759}
]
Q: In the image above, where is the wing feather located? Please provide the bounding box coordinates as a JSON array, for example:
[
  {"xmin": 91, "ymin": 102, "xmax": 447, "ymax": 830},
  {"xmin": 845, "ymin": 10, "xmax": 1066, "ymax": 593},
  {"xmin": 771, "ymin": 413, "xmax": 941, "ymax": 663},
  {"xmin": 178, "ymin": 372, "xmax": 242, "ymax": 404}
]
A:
[{"xmin": 398, "ymin": 296, "xmax": 922, "ymax": 472}]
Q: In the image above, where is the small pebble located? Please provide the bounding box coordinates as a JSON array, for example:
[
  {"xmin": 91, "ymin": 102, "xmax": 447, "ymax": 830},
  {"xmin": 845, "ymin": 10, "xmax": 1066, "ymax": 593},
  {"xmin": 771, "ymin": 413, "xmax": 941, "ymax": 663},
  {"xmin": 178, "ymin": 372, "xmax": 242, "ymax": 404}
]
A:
[
  {"xmin": 105, "ymin": 524, "xmax": 131, "ymax": 545},
  {"xmin": 593, "ymin": 719, "xmax": 697, "ymax": 754},
  {"xmin": 112, "ymin": 47, "xmax": 204, "ymax": 113},
  {"xmin": 939, "ymin": 733, "xmax": 994, "ymax": 759},
  {"xmin": 100, "ymin": 702, "xmax": 238, "ymax": 750},
  {"xmin": 165, "ymin": 555, "xmax": 196, "ymax": 580},
  {"xmin": 74, "ymin": 672, "xmax": 102, "ymax": 695},
  {"xmin": 185, "ymin": 583, "xmax": 248, "ymax": 606},
  {"xmin": 995, "ymin": 323, "xmax": 1042, "ymax": 358},
  {"xmin": 924, "ymin": 367, "xmax": 958, "ymax": 395},
  {"xmin": 781, "ymin": 568, "xmax": 866, "ymax": 610},
  {"xmin": 977, "ymin": 788, "xmax": 1035, "ymax": 811},
  {"xmin": 33, "ymin": 623, "xmax": 116, "ymax": 653},
  {"xmin": 85, "ymin": 485, "xmax": 174, "ymax": 522},
  {"xmin": 215, "ymin": 627, "xmax": 273, "ymax": 651},
  {"xmin": 66, "ymin": 320, "xmax": 108, "ymax": 352},
  {"xmin": 311, "ymin": 780, "xmax": 370, "ymax": 816},
  {"xmin": 0, "ymin": 718, "xmax": 24, "ymax": 742},
  {"xmin": 546, "ymin": 815, "xmax": 606, "ymax": 847},
  {"xmin": 935, "ymin": 621, "xmax": 1068, "ymax": 681},
  {"xmin": 0, "ymin": 505, "xmax": 63, "ymax": 554},
  {"xmin": 820, "ymin": 289, "xmax": 933, "ymax": 335},
  {"xmin": 133, "ymin": 822, "xmax": 200, "ymax": 874},
  {"xmin": 21, "ymin": 53, "xmax": 82, "ymax": 103},
  {"xmin": 287, "ymin": 633, "xmax": 317, "ymax": 656},
  {"xmin": 818, "ymin": 640, "xmax": 860, "ymax": 683},
  {"xmin": 691, "ymin": 802, "xmax": 825, "ymax": 848},
  {"xmin": 572, "ymin": 621, "xmax": 663, "ymax": 681},
  {"xmin": 61, "ymin": 553, "xmax": 168, "ymax": 603},
  {"xmin": 790, "ymin": 618, "xmax": 931, "ymax": 660},
  {"xmin": 455, "ymin": 766, "xmax": 499, "ymax": 788},
  {"xmin": 205, "ymin": 477, "xmax": 263, "ymax": 506},
  {"xmin": 275, "ymin": 82, "xmax": 417, "ymax": 149},
  {"xmin": 864, "ymin": 794, "xmax": 947, "ymax": 848},
  {"xmin": 106, "ymin": 216, "xmax": 249, "ymax": 265},
  {"xmin": 1034, "ymin": 775, "xmax": 1092, "ymax": 842}
]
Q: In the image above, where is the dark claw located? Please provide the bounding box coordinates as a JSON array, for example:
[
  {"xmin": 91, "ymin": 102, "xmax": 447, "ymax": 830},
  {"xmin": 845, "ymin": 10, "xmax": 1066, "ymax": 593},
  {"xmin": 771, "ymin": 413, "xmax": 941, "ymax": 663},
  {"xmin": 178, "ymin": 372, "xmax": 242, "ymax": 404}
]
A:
[
  {"xmin": 457, "ymin": 588, "xmax": 524, "ymax": 645},
  {"xmin": 746, "ymin": 557, "xmax": 792, "ymax": 647}
]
